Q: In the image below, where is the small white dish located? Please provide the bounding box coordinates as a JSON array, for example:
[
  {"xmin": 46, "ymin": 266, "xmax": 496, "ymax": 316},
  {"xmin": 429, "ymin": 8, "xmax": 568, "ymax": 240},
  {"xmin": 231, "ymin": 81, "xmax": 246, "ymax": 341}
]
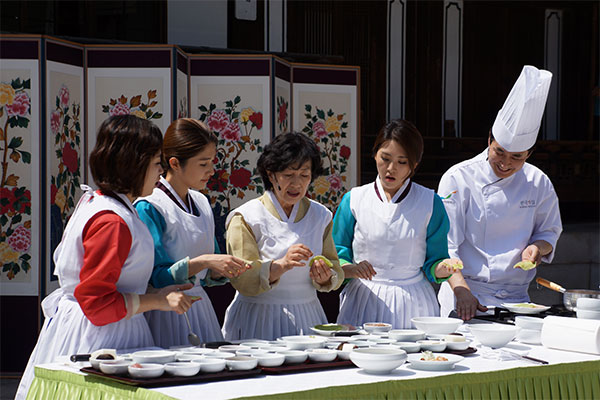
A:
[
  {"xmin": 236, "ymin": 348, "xmax": 269, "ymax": 357},
  {"xmin": 426, "ymin": 334, "xmax": 447, "ymax": 341},
  {"xmin": 253, "ymin": 353, "xmax": 285, "ymax": 367},
  {"xmin": 99, "ymin": 360, "xmax": 130, "ymax": 375},
  {"xmin": 514, "ymin": 316, "xmax": 544, "ymax": 331},
  {"xmin": 351, "ymin": 334, "xmax": 380, "ymax": 341},
  {"xmin": 278, "ymin": 335, "xmax": 327, "ymax": 350},
  {"xmin": 204, "ymin": 351, "xmax": 237, "ymax": 359},
  {"xmin": 326, "ymin": 336, "xmax": 357, "ymax": 345},
  {"xmin": 226, "ymin": 356, "xmax": 258, "ymax": 371},
  {"xmin": 218, "ymin": 345, "xmax": 245, "ymax": 353},
  {"xmin": 469, "ymin": 323, "xmax": 519, "ymax": 348},
  {"xmin": 388, "ymin": 329, "xmax": 426, "ymax": 342},
  {"xmin": 577, "ymin": 309, "xmax": 600, "ymax": 320},
  {"xmin": 239, "ymin": 341, "xmax": 270, "ymax": 349},
  {"xmin": 349, "ymin": 348, "xmax": 407, "ymax": 374},
  {"xmin": 310, "ymin": 323, "xmax": 359, "ymax": 336},
  {"xmin": 445, "ymin": 340, "xmax": 471, "ymax": 351},
  {"xmin": 263, "ymin": 346, "xmax": 290, "ymax": 353},
  {"xmin": 516, "ymin": 328, "xmax": 542, "ymax": 345},
  {"xmin": 128, "ymin": 363, "xmax": 164, "ymax": 378},
  {"xmin": 411, "ymin": 317, "xmax": 463, "ymax": 334},
  {"xmin": 417, "ymin": 340, "xmax": 447, "ymax": 352},
  {"xmin": 576, "ymin": 297, "xmax": 600, "ymax": 311},
  {"xmin": 164, "ymin": 362, "xmax": 200, "ymax": 377},
  {"xmin": 407, "ymin": 353, "xmax": 464, "ymax": 371},
  {"xmin": 131, "ymin": 350, "xmax": 176, "ymax": 364},
  {"xmin": 369, "ymin": 338, "xmax": 397, "ymax": 345},
  {"xmin": 176, "ymin": 354, "xmax": 204, "ymax": 362},
  {"xmin": 306, "ymin": 348, "xmax": 338, "ymax": 362},
  {"xmin": 501, "ymin": 303, "xmax": 550, "ymax": 314},
  {"xmin": 395, "ymin": 342, "xmax": 421, "ymax": 353},
  {"xmin": 277, "ymin": 350, "xmax": 308, "ymax": 364},
  {"xmin": 192, "ymin": 358, "xmax": 226, "ymax": 373},
  {"xmin": 363, "ymin": 322, "xmax": 392, "ymax": 333}
]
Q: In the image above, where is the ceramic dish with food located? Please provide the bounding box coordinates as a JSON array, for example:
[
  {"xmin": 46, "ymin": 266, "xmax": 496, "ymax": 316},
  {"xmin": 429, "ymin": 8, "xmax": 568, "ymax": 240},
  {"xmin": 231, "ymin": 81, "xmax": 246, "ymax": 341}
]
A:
[
  {"xmin": 500, "ymin": 303, "xmax": 550, "ymax": 314},
  {"xmin": 349, "ymin": 347, "xmax": 407, "ymax": 374},
  {"xmin": 306, "ymin": 348, "xmax": 338, "ymax": 362},
  {"xmin": 128, "ymin": 363, "xmax": 165, "ymax": 378},
  {"xmin": 278, "ymin": 335, "xmax": 327, "ymax": 350},
  {"xmin": 407, "ymin": 352, "xmax": 464, "ymax": 371},
  {"xmin": 164, "ymin": 362, "xmax": 200, "ymax": 377},
  {"xmin": 444, "ymin": 335, "xmax": 471, "ymax": 351},
  {"xmin": 363, "ymin": 322, "xmax": 393, "ymax": 333},
  {"xmin": 310, "ymin": 323, "xmax": 358, "ymax": 336}
]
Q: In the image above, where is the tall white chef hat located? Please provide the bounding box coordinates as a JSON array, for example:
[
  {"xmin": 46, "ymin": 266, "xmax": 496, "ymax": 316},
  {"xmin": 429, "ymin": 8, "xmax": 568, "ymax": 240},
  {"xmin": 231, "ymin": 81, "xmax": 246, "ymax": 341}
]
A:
[{"xmin": 491, "ymin": 65, "xmax": 552, "ymax": 152}]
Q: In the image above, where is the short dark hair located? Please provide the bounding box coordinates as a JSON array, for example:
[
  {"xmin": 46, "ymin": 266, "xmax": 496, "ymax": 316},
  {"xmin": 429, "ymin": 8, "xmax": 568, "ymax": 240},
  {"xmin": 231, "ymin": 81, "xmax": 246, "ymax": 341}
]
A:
[
  {"xmin": 372, "ymin": 119, "xmax": 424, "ymax": 178},
  {"xmin": 90, "ymin": 115, "xmax": 163, "ymax": 197},
  {"xmin": 488, "ymin": 130, "xmax": 535, "ymax": 155},
  {"xmin": 163, "ymin": 118, "xmax": 218, "ymax": 172},
  {"xmin": 257, "ymin": 132, "xmax": 323, "ymax": 191}
]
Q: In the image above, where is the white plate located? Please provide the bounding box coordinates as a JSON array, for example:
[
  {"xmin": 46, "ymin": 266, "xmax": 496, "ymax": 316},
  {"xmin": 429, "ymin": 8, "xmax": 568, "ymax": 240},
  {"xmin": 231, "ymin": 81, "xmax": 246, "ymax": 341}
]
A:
[
  {"xmin": 501, "ymin": 303, "xmax": 550, "ymax": 314},
  {"xmin": 407, "ymin": 353, "xmax": 464, "ymax": 371}
]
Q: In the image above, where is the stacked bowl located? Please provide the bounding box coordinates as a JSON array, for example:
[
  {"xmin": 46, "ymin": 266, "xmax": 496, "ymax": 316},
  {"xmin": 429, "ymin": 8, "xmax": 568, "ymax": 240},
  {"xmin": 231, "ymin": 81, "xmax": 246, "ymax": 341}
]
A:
[
  {"xmin": 514, "ymin": 316, "xmax": 543, "ymax": 345},
  {"xmin": 576, "ymin": 298, "xmax": 600, "ymax": 320}
]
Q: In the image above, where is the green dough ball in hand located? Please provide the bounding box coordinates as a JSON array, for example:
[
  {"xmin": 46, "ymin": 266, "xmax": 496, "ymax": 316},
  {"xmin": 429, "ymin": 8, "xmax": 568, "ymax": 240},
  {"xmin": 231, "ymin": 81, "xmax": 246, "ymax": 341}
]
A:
[
  {"xmin": 513, "ymin": 261, "xmax": 536, "ymax": 271},
  {"xmin": 309, "ymin": 255, "xmax": 333, "ymax": 268}
]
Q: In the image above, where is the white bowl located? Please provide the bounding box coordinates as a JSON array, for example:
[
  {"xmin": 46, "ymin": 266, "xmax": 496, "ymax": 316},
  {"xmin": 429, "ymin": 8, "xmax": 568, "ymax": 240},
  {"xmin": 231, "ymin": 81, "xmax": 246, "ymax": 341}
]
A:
[
  {"xmin": 277, "ymin": 350, "xmax": 308, "ymax": 364},
  {"xmin": 395, "ymin": 342, "xmax": 421, "ymax": 353},
  {"xmin": 226, "ymin": 356, "xmax": 258, "ymax": 371},
  {"xmin": 128, "ymin": 363, "xmax": 164, "ymax": 378},
  {"xmin": 417, "ymin": 340, "xmax": 447, "ymax": 352},
  {"xmin": 352, "ymin": 334, "xmax": 381, "ymax": 341},
  {"xmin": 131, "ymin": 350, "xmax": 176, "ymax": 364},
  {"xmin": 516, "ymin": 328, "xmax": 542, "ymax": 345},
  {"xmin": 307, "ymin": 348, "xmax": 338, "ymax": 362},
  {"xmin": 99, "ymin": 360, "xmax": 130, "ymax": 375},
  {"xmin": 204, "ymin": 351, "xmax": 236, "ymax": 359},
  {"xmin": 576, "ymin": 297, "xmax": 600, "ymax": 311},
  {"xmin": 469, "ymin": 324, "xmax": 519, "ymax": 348},
  {"xmin": 263, "ymin": 346, "xmax": 290, "ymax": 353},
  {"xmin": 90, "ymin": 355, "xmax": 122, "ymax": 370},
  {"xmin": 363, "ymin": 322, "xmax": 392, "ymax": 333},
  {"xmin": 411, "ymin": 317, "xmax": 463, "ymax": 334},
  {"xmin": 179, "ymin": 348, "xmax": 215, "ymax": 356},
  {"xmin": 349, "ymin": 348, "xmax": 407, "ymax": 374},
  {"xmin": 236, "ymin": 348, "xmax": 269, "ymax": 357},
  {"xmin": 577, "ymin": 309, "xmax": 600, "ymax": 320},
  {"xmin": 164, "ymin": 362, "xmax": 200, "ymax": 377},
  {"xmin": 514, "ymin": 316, "xmax": 544, "ymax": 330},
  {"xmin": 240, "ymin": 341, "xmax": 270, "ymax": 348},
  {"xmin": 279, "ymin": 335, "xmax": 327, "ymax": 350},
  {"xmin": 253, "ymin": 353, "xmax": 285, "ymax": 367},
  {"xmin": 445, "ymin": 340, "xmax": 471, "ymax": 351},
  {"xmin": 192, "ymin": 358, "xmax": 226, "ymax": 373},
  {"xmin": 218, "ymin": 345, "xmax": 245, "ymax": 353},
  {"xmin": 388, "ymin": 329, "xmax": 426, "ymax": 342}
]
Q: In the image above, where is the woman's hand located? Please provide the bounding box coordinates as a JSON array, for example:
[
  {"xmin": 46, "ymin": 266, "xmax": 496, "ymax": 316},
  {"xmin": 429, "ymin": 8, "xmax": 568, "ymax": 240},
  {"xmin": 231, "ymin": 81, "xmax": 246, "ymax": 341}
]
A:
[
  {"xmin": 270, "ymin": 244, "xmax": 313, "ymax": 283},
  {"xmin": 309, "ymin": 258, "xmax": 333, "ymax": 285},
  {"xmin": 156, "ymin": 283, "xmax": 194, "ymax": 314},
  {"xmin": 435, "ymin": 258, "xmax": 463, "ymax": 279},
  {"xmin": 454, "ymin": 286, "xmax": 487, "ymax": 321},
  {"xmin": 191, "ymin": 254, "xmax": 251, "ymax": 279},
  {"xmin": 343, "ymin": 261, "xmax": 377, "ymax": 280}
]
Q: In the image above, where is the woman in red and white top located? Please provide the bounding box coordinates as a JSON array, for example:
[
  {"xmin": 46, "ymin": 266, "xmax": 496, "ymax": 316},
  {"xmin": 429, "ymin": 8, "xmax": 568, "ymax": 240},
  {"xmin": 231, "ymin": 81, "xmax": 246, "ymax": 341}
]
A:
[{"xmin": 16, "ymin": 115, "xmax": 194, "ymax": 400}]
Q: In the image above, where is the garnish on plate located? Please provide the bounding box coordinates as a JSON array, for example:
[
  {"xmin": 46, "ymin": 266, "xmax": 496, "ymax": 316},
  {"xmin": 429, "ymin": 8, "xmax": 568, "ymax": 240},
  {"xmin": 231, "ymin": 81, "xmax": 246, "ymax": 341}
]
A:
[{"xmin": 420, "ymin": 350, "xmax": 448, "ymax": 362}]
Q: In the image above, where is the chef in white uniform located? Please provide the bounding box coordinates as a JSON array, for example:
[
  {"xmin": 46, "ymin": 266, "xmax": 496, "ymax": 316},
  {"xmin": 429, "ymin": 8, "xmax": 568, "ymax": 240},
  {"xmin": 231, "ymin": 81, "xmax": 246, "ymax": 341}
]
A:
[{"xmin": 437, "ymin": 66, "xmax": 563, "ymax": 319}]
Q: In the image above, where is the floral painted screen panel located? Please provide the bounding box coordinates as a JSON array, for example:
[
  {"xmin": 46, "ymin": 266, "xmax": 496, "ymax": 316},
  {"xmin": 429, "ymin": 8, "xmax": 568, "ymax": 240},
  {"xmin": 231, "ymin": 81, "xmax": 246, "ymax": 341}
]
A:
[
  {"xmin": 44, "ymin": 39, "xmax": 85, "ymax": 295},
  {"xmin": 292, "ymin": 65, "xmax": 359, "ymax": 213},
  {"xmin": 176, "ymin": 49, "xmax": 189, "ymax": 119},
  {"xmin": 86, "ymin": 47, "xmax": 173, "ymax": 184},
  {"xmin": 0, "ymin": 40, "xmax": 41, "ymax": 295},
  {"xmin": 190, "ymin": 57, "xmax": 271, "ymax": 248},
  {"xmin": 274, "ymin": 58, "xmax": 291, "ymax": 136}
]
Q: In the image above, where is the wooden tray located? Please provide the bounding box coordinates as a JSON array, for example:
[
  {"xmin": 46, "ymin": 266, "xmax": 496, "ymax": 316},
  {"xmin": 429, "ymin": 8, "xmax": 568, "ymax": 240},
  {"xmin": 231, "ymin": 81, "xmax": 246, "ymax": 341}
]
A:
[
  {"xmin": 261, "ymin": 358, "xmax": 355, "ymax": 374},
  {"xmin": 80, "ymin": 367, "xmax": 262, "ymax": 388}
]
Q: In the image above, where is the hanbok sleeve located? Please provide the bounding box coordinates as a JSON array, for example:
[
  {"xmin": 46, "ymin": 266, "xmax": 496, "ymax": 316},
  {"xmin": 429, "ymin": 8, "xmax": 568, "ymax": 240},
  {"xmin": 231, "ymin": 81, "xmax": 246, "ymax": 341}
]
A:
[
  {"xmin": 135, "ymin": 200, "xmax": 195, "ymax": 288},
  {"xmin": 530, "ymin": 179, "xmax": 562, "ymax": 263},
  {"xmin": 332, "ymin": 192, "xmax": 355, "ymax": 265},
  {"xmin": 74, "ymin": 211, "xmax": 132, "ymax": 326},
  {"xmin": 226, "ymin": 213, "xmax": 275, "ymax": 296},
  {"xmin": 438, "ymin": 173, "xmax": 464, "ymax": 259},
  {"xmin": 423, "ymin": 195, "xmax": 451, "ymax": 284},
  {"xmin": 312, "ymin": 220, "xmax": 344, "ymax": 292}
]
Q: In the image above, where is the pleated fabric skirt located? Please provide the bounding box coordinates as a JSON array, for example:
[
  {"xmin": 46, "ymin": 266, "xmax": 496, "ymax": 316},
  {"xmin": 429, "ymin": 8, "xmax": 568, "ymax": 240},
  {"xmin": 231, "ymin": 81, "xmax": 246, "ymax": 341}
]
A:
[
  {"xmin": 145, "ymin": 285, "xmax": 223, "ymax": 349},
  {"xmin": 15, "ymin": 297, "xmax": 153, "ymax": 400},
  {"xmin": 222, "ymin": 293, "xmax": 328, "ymax": 341},
  {"xmin": 336, "ymin": 277, "xmax": 440, "ymax": 329}
]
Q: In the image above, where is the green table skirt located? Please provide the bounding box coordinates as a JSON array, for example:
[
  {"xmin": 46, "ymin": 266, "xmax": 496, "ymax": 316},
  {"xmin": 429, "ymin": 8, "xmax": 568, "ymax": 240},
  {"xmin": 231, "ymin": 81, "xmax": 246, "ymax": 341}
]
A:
[{"xmin": 29, "ymin": 360, "xmax": 600, "ymax": 400}]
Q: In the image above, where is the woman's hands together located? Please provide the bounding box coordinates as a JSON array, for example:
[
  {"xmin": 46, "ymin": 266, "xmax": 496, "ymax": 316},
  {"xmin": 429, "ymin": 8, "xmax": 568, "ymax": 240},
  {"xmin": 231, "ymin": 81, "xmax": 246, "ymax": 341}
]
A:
[
  {"xmin": 190, "ymin": 254, "xmax": 251, "ymax": 279},
  {"xmin": 156, "ymin": 283, "xmax": 195, "ymax": 314}
]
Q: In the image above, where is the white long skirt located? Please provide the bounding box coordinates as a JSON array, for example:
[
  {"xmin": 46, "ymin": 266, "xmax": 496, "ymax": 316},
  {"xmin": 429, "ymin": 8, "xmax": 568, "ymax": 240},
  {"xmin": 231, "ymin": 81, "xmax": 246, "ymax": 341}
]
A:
[
  {"xmin": 222, "ymin": 293, "xmax": 328, "ymax": 341},
  {"xmin": 15, "ymin": 296, "xmax": 153, "ymax": 400},
  {"xmin": 336, "ymin": 277, "xmax": 440, "ymax": 329},
  {"xmin": 145, "ymin": 284, "xmax": 223, "ymax": 348}
]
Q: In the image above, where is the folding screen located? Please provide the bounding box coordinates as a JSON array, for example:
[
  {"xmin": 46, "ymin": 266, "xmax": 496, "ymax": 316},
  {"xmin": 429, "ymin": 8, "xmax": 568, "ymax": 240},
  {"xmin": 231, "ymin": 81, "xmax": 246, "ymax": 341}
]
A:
[
  {"xmin": 189, "ymin": 55, "xmax": 272, "ymax": 248},
  {"xmin": 292, "ymin": 63, "xmax": 360, "ymax": 212},
  {"xmin": 44, "ymin": 38, "xmax": 86, "ymax": 295},
  {"xmin": 0, "ymin": 37, "xmax": 41, "ymax": 295},
  {"xmin": 176, "ymin": 47, "xmax": 189, "ymax": 119},
  {"xmin": 273, "ymin": 57, "xmax": 291, "ymax": 136}
]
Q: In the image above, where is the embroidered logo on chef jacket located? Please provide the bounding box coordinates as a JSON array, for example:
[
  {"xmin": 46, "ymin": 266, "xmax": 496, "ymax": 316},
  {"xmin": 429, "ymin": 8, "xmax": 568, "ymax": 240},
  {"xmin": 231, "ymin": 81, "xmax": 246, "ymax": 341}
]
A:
[{"xmin": 519, "ymin": 199, "xmax": 536, "ymax": 208}]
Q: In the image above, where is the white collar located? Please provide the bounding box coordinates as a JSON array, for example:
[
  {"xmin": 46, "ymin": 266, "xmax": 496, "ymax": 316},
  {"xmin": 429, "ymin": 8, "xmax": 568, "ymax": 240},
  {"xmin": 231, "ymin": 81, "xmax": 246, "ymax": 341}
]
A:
[
  {"xmin": 375, "ymin": 175, "xmax": 411, "ymax": 204},
  {"xmin": 267, "ymin": 190, "xmax": 300, "ymax": 223},
  {"xmin": 159, "ymin": 176, "xmax": 191, "ymax": 213}
]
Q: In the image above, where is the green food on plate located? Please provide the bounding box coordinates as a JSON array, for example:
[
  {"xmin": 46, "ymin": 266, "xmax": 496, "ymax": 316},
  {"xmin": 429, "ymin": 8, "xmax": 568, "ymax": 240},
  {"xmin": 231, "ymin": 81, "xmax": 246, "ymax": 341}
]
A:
[{"xmin": 314, "ymin": 324, "xmax": 343, "ymax": 331}]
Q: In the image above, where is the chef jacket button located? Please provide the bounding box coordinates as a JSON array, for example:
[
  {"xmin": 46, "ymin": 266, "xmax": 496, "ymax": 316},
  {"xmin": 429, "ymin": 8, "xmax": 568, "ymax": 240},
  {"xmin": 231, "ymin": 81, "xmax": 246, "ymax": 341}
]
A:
[{"xmin": 496, "ymin": 290, "xmax": 508, "ymax": 298}]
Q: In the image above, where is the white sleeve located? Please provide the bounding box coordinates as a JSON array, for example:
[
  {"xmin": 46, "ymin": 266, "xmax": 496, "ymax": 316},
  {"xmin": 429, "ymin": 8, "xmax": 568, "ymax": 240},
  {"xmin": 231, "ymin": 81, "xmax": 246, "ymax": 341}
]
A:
[
  {"xmin": 530, "ymin": 179, "xmax": 563, "ymax": 263},
  {"xmin": 438, "ymin": 172, "xmax": 465, "ymax": 260}
]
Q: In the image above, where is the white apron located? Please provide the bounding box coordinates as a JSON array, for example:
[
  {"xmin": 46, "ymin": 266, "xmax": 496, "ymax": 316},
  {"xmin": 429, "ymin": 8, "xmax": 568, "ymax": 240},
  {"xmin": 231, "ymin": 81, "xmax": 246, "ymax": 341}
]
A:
[
  {"xmin": 138, "ymin": 178, "xmax": 223, "ymax": 347},
  {"xmin": 16, "ymin": 188, "xmax": 155, "ymax": 400},
  {"xmin": 222, "ymin": 192, "xmax": 332, "ymax": 340},
  {"xmin": 337, "ymin": 178, "xmax": 440, "ymax": 329},
  {"xmin": 437, "ymin": 150, "xmax": 562, "ymax": 316}
]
